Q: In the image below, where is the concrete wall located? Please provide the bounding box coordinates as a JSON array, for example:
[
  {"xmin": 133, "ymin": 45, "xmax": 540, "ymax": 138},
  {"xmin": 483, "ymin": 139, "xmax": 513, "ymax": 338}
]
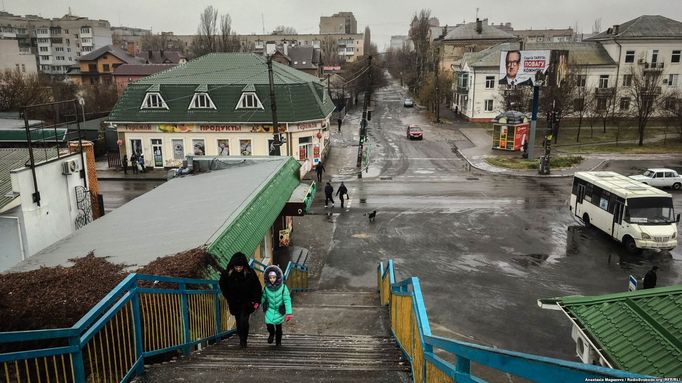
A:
[
  {"xmin": 9, "ymin": 153, "xmax": 89, "ymax": 257},
  {"xmin": 0, "ymin": 215, "xmax": 23, "ymax": 271},
  {"xmin": 0, "ymin": 39, "xmax": 37, "ymax": 74}
]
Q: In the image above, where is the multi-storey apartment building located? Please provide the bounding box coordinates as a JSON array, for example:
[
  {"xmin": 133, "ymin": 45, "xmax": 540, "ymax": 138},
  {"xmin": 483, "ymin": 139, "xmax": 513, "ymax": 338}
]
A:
[
  {"xmin": 319, "ymin": 12, "xmax": 357, "ymax": 34},
  {"xmin": 0, "ymin": 11, "xmax": 112, "ymax": 75}
]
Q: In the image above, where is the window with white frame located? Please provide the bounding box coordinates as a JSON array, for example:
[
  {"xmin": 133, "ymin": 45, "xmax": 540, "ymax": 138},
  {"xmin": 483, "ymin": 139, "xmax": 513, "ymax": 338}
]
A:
[
  {"xmin": 236, "ymin": 92, "xmax": 263, "ymax": 109},
  {"xmin": 189, "ymin": 92, "xmax": 216, "ymax": 109},
  {"xmin": 672, "ymin": 50, "xmax": 681, "ymax": 63},
  {"xmin": 485, "ymin": 76, "xmax": 495, "ymax": 89},
  {"xmin": 576, "ymin": 75, "xmax": 586, "ymax": 87},
  {"xmin": 484, "ymin": 99, "xmax": 494, "ymax": 112},
  {"xmin": 624, "ymin": 51, "xmax": 635, "ymax": 63},
  {"xmin": 598, "ymin": 75, "xmax": 609, "ymax": 89},
  {"xmin": 619, "ymin": 97, "xmax": 630, "ymax": 111},
  {"xmin": 141, "ymin": 92, "xmax": 169, "ymax": 109},
  {"xmin": 668, "ymin": 74, "xmax": 678, "ymax": 87}
]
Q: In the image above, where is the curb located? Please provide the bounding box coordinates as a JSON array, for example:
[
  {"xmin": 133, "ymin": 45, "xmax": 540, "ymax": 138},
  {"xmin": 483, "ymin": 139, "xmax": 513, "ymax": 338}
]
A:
[
  {"xmin": 97, "ymin": 176, "xmax": 168, "ymax": 181},
  {"xmin": 456, "ymin": 148, "xmax": 607, "ymax": 178}
]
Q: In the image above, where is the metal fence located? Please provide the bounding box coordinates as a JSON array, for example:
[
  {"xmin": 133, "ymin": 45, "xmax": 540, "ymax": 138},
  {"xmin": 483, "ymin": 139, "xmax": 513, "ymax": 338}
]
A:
[
  {"xmin": 0, "ymin": 259, "xmax": 307, "ymax": 382},
  {"xmin": 377, "ymin": 260, "xmax": 650, "ymax": 383}
]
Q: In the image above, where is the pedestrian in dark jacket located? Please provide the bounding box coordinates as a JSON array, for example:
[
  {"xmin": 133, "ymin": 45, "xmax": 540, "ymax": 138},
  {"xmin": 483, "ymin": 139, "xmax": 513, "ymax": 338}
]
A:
[
  {"xmin": 643, "ymin": 266, "xmax": 658, "ymax": 289},
  {"xmin": 130, "ymin": 153, "xmax": 138, "ymax": 174},
  {"xmin": 261, "ymin": 265, "xmax": 292, "ymax": 346},
  {"xmin": 138, "ymin": 154, "xmax": 145, "ymax": 173},
  {"xmin": 324, "ymin": 181, "xmax": 334, "ymax": 207},
  {"xmin": 316, "ymin": 161, "xmax": 326, "ymax": 183},
  {"xmin": 337, "ymin": 118, "xmax": 342, "ymax": 133},
  {"xmin": 122, "ymin": 155, "xmax": 128, "ymax": 175},
  {"xmin": 336, "ymin": 182, "xmax": 349, "ymax": 208},
  {"xmin": 219, "ymin": 252, "xmax": 263, "ymax": 348}
]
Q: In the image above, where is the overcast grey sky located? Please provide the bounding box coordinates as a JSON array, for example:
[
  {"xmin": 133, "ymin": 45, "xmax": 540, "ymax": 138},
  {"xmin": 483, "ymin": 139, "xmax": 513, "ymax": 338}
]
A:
[{"xmin": 6, "ymin": 0, "xmax": 681, "ymax": 50}]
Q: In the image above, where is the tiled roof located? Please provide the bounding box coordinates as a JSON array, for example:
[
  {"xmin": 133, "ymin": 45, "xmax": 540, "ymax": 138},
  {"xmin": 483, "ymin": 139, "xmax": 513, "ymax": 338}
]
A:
[
  {"xmin": 78, "ymin": 45, "xmax": 143, "ymax": 64},
  {"xmin": 112, "ymin": 64, "xmax": 177, "ymax": 76},
  {"xmin": 456, "ymin": 41, "xmax": 616, "ymax": 68},
  {"xmin": 541, "ymin": 286, "xmax": 682, "ymax": 377},
  {"xmin": 0, "ymin": 148, "xmax": 59, "ymax": 211},
  {"xmin": 137, "ymin": 50, "xmax": 186, "ymax": 64},
  {"xmin": 587, "ymin": 15, "xmax": 682, "ymax": 40},
  {"xmin": 442, "ymin": 19, "xmax": 517, "ymax": 41},
  {"xmin": 107, "ymin": 53, "xmax": 335, "ymax": 124}
]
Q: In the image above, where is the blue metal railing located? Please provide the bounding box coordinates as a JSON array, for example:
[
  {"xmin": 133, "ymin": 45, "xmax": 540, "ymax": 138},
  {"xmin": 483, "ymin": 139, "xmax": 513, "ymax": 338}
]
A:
[
  {"xmin": 377, "ymin": 260, "xmax": 650, "ymax": 383},
  {"xmin": 0, "ymin": 259, "xmax": 308, "ymax": 382}
]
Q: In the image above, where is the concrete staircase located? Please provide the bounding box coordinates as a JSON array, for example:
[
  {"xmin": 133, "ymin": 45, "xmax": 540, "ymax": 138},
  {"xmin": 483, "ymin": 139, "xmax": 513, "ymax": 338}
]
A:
[{"xmin": 139, "ymin": 290, "xmax": 410, "ymax": 382}]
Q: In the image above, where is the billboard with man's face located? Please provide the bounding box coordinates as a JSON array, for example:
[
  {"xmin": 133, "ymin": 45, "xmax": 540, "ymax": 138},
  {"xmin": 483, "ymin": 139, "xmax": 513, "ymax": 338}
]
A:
[{"xmin": 499, "ymin": 50, "xmax": 551, "ymax": 86}]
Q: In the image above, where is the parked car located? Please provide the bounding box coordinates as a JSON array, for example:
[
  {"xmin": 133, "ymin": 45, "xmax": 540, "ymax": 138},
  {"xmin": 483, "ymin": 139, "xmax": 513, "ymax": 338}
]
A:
[
  {"xmin": 403, "ymin": 98, "xmax": 414, "ymax": 107},
  {"xmin": 629, "ymin": 168, "xmax": 682, "ymax": 190},
  {"xmin": 406, "ymin": 125, "xmax": 423, "ymax": 140}
]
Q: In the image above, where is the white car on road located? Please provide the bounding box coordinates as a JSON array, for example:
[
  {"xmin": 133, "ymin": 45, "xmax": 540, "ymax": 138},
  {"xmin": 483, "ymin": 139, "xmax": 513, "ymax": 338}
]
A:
[{"xmin": 629, "ymin": 168, "xmax": 682, "ymax": 190}]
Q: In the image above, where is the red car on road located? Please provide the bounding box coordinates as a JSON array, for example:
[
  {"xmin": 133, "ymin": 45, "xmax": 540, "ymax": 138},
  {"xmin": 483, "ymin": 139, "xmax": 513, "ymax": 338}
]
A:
[{"xmin": 406, "ymin": 125, "xmax": 423, "ymax": 140}]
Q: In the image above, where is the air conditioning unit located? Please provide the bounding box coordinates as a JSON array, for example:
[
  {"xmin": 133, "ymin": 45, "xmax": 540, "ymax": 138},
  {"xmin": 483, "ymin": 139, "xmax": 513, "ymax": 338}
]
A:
[
  {"xmin": 571, "ymin": 325, "xmax": 598, "ymax": 364},
  {"xmin": 62, "ymin": 159, "xmax": 80, "ymax": 175}
]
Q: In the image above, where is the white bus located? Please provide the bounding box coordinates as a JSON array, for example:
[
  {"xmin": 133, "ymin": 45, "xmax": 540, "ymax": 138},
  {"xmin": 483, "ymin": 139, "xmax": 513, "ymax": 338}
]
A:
[{"xmin": 570, "ymin": 171, "xmax": 679, "ymax": 253}]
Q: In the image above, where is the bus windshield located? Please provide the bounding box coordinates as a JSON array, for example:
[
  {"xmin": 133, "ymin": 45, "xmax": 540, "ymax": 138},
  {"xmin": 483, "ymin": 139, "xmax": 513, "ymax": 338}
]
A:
[{"xmin": 626, "ymin": 197, "xmax": 675, "ymax": 224}]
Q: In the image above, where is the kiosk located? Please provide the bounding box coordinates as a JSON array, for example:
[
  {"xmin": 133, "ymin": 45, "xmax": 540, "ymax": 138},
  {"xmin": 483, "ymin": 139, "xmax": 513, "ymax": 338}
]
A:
[{"xmin": 492, "ymin": 111, "xmax": 529, "ymax": 151}]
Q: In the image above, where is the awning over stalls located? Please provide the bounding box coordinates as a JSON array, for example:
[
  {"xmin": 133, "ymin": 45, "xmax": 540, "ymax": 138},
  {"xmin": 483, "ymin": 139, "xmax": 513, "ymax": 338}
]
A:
[{"xmin": 282, "ymin": 182, "xmax": 316, "ymax": 216}]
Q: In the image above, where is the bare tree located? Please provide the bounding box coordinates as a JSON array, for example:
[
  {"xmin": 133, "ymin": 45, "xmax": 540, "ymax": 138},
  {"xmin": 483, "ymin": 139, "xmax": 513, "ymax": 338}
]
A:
[
  {"xmin": 0, "ymin": 70, "xmax": 52, "ymax": 111},
  {"xmin": 140, "ymin": 33, "xmax": 170, "ymax": 51},
  {"xmin": 363, "ymin": 26, "xmax": 371, "ymax": 54},
  {"xmin": 218, "ymin": 14, "xmax": 240, "ymax": 52},
  {"xmin": 191, "ymin": 6, "xmax": 219, "ymax": 57},
  {"xmin": 409, "ymin": 9, "xmax": 431, "ymax": 86},
  {"xmin": 321, "ymin": 36, "xmax": 340, "ymax": 66},
  {"xmin": 622, "ymin": 63, "xmax": 668, "ymax": 145},
  {"xmin": 495, "ymin": 85, "xmax": 533, "ymax": 114},
  {"xmin": 272, "ymin": 25, "xmax": 297, "ymax": 35},
  {"xmin": 592, "ymin": 18, "xmax": 602, "ymax": 34}
]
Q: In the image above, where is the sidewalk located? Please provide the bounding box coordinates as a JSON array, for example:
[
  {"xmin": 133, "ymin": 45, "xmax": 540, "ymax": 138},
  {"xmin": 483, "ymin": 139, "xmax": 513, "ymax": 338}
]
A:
[
  {"xmin": 94, "ymin": 160, "xmax": 169, "ymax": 181},
  {"xmin": 444, "ymin": 110, "xmax": 682, "ymax": 178}
]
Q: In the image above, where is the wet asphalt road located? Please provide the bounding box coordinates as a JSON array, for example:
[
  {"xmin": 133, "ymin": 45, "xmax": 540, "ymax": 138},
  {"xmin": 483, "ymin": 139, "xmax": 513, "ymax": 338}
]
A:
[
  {"xmin": 313, "ymin": 79, "xmax": 682, "ymax": 360},
  {"xmin": 96, "ymin": 79, "xmax": 682, "ymax": 361}
]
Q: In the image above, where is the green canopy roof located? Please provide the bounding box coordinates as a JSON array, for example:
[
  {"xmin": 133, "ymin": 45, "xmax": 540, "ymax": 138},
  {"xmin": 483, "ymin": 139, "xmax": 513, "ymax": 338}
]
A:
[
  {"xmin": 540, "ymin": 285, "xmax": 682, "ymax": 377},
  {"xmin": 108, "ymin": 53, "xmax": 335, "ymax": 124}
]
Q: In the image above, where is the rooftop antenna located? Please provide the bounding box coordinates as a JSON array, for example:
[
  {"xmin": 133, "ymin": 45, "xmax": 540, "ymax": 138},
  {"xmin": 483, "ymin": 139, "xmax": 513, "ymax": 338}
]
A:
[
  {"xmin": 68, "ymin": 6, "xmax": 72, "ymax": 16},
  {"xmin": 475, "ymin": 7, "xmax": 479, "ymax": 19},
  {"xmin": 261, "ymin": 13, "xmax": 265, "ymax": 34}
]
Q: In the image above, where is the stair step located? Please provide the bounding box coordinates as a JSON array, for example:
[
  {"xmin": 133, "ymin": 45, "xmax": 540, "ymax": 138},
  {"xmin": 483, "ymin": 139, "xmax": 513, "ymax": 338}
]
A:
[
  {"xmin": 293, "ymin": 290, "xmax": 379, "ymax": 307},
  {"xmin": 283, "ymin": 306, "xmax": 391, "ymax": 336},
  {"xmin": 140, "ymin": 367, "xmax": 411, "ymax": 382}
]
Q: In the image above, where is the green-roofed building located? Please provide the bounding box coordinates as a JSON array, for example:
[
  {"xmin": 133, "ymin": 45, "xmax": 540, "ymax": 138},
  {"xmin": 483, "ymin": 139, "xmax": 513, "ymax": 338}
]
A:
[
  {"xmin": 538, "ymin": 286, "xmax": 682, "ymax": 378},
  {"xmin": 107, "ymin": 53, "xmax": 336, "ymax": 178}
]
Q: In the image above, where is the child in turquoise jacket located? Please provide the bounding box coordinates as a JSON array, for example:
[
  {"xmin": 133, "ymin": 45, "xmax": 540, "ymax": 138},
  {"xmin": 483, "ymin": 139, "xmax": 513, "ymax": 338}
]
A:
[{"xmin": 261, "ymin": 265, "xmax": 292, "ymax": 346}]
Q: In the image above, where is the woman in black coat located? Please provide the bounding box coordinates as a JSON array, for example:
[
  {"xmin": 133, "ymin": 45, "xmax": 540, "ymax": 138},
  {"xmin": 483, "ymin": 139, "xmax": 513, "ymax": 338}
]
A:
[{"xmin": 219, "ymin": 252, "xmax": 263, "ymax": 348}]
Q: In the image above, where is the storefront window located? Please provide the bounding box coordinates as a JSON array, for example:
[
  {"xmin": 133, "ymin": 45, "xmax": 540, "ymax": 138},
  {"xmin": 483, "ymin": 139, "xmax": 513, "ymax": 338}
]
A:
[
  {"xmin": 217, "ymin": 139, "xmax": 230, "ymax": 156},
  {"xmin": 130, "ymin": 139, "xmax": 142, "ymax": 156},
  {"xmin": 240, "ymin": 139, "xmax": 252, "ymax": 155},
  {"xmin": 172, "ymin": 139, "xmax": 184, "ymax": 160},
  {"xmin": 192, "ymin": 139, "xmax": 205, "ymax": 155}
]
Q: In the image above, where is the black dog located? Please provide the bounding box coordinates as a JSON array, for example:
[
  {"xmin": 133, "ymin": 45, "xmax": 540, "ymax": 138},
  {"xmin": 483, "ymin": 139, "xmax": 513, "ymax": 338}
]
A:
[{"xmin": 367, "ymin": 210, "xmax": 376, "ymax": 223}]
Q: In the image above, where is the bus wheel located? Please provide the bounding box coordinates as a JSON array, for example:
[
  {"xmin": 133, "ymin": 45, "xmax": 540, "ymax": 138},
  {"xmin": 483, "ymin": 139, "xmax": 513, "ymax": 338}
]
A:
[
  {"xmin": 582, "ymin": 214, "xmax": 591, "ymax": 228},
  {"xmin": 623, "ymin": 236, "xmax": 641, "ymax": 254},
  {"xmin": 673, "ymin": 182, "xmax": 681, "ymax": 190}
]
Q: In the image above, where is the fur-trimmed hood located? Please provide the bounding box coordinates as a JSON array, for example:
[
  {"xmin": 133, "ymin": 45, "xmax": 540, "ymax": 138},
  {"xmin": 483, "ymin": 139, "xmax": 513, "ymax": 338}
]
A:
[{"xmin": 264, "ymin": 265, "xmax": 284, "ymax": 290}]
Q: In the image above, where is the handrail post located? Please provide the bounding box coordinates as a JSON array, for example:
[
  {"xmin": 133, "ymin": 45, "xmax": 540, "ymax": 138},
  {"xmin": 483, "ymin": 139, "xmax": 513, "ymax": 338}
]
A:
[
  {"xmin": 456, "ymin": 355, "xmax": 471, "ymax": 375},
  {"xmin": 130, "ymin": 289, "xmax": 145, "ymax": 374},
  {"xmin": 214, "ymin": 284, "xmax": 222, "ymax": 339},
  {"xmin": 68, "ymin": 335, "xmax": 86, "ymax": 382},
  {"xmin": 180, "ymin": 283, "xmax": 192, "ymax": 355}
]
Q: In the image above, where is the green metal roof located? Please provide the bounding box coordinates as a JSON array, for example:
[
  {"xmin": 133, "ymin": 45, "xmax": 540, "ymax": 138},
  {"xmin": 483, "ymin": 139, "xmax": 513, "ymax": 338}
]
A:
[
  {"xmin": 205, "ymin": 157, "xmax": 301, "ymax": 277},
  {"xmin": 0, "ymin": 129, "xmax": 67, "ymax": 142},
  {"xmin": 542, "ymin": 286, "xmax": 682, "ymax": 377},
  {"xmin": 107, "ymin": 54, "xmax": 335, "ymax": 124}
]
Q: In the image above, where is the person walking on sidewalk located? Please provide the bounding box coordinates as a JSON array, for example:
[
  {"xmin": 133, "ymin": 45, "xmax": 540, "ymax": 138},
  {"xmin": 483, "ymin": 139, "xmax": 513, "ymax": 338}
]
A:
[
  {"xmin": 316, "ymin": 161, "xmax": 326, "ymax": 183},
  {"xmin": 261, "ymin": 265, "xmax": 292, "ymax": 346},
  {"xmin": 336, "ymin": 182, "xmax": 349, "ymax": 208},
  {"xmin": 337, "ymin": 117, "xmax": 343, "ymax": 133},
  {"xmin": 324, "ymin": 181, "xmax": 334, "ymax": 207},
  {"xmin": 122, "ymin": 154, "xmax": 128, "ymax": 175},
  {"xmin": 643, "ymin": 266, "xmax": 658, "ymax": 289},
  {"xmin": 138, "ymin": 154, "xmax": 145, "ymax": 173},
  {"xmin": 130, "ymin": 152, "xmax": 138, "ymax": 174},
  {"xmin": 219, "ymin": 252, "xmax": 263, "ymax": 348}
]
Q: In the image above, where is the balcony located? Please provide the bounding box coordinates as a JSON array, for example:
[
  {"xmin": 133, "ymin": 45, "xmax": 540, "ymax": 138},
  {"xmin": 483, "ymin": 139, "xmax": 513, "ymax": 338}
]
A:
[
  {"xmin": 643, "ymin": 62, "xmax": 664, "ymax": 72},
  {"xmin": 36, "ymin": 30, "xmax": 51, "ymax": 38},
  {"xmin": 595, "ymin": 87, "xmax": 616, "ymax": 97},
  {"xmin": 456, "ymin": 85, "xmax": 469, "ymax": 94}
]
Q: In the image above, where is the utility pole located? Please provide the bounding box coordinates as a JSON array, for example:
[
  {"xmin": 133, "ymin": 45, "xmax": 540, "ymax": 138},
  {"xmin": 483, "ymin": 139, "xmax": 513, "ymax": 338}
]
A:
[
  {"xmin": 266, "ymin": 55, "xmax": 282, "ymax": 156},
  {"xmin": 434, "ymin": 47, "xmax": 440, "ymax": 123},
  {"xmin": 357, "ymin": 55, "xmax": 372, "ymax": 178}
]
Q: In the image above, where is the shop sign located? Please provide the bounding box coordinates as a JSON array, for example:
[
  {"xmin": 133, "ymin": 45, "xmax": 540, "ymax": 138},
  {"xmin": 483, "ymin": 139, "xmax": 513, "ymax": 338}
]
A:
[
  {"xmin": 200, "ymin": 125, "xmax": 242, "ymax": 132},
  {"xmin": 313, "ymin": 144, "xmax": 320, "ymax": 159},
  {"xmin": 292, "ymin": 122, "xmax": 320, "ymax": 131},
  {"xmin": 121, "ymin": 124, "xmax": 153, "ymax": 131}
]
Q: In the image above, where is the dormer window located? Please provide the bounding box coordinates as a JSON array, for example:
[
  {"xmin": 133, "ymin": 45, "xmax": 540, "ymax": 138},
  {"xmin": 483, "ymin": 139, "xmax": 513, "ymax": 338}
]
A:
[
  {"xmin": 237, "ymin": 92, "xmax": 264, "ymax": 109},
  {"xmin": 141, "ymin": 92, "xmax": 168, "ymax": 110},
  {"xmin": 189, "ymin": 92, "xmax": 216, "ymax": 109}
]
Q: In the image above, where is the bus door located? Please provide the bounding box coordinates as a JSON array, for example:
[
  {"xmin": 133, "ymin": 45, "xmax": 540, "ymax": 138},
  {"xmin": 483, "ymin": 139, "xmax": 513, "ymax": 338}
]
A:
[
  {"xmin": 612, "ymin": 201, "xmax": 625, "ymax": 239},
  {"xmin": 575, "ymin": 184, "xmax": 586, "ymax": 217}
]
